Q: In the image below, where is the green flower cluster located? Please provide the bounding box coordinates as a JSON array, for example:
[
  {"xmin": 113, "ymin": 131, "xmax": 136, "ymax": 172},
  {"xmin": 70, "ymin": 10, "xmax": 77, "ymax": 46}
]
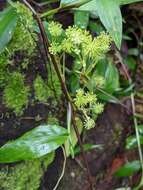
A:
[
  {"xmin": 74, "ymin": 89, "xmax": 104, "ymax": 129},
  {"xmin": 48, "ymin": 21, "xmax": 63, "ymax": 37},
  {"xmin": 48, "ymin": 22, "xmax": 111, "ymax": 64},
  {"xmin": 3, "ymin": 72, "xmax": 29, "ymax": 115}
]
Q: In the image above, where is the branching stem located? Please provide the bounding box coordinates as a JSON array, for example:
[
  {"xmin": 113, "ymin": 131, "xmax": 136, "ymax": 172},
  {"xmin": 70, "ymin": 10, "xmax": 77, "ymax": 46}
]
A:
[{"xmin": 22, "ymin": 1, "xmax": 93, "ymax": 189}]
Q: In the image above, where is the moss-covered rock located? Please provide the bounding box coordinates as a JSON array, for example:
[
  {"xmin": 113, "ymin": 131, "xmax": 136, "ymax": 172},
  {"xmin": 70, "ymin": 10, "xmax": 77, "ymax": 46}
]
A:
[{"xmin": 0, "ymin": 152, "xmax": 54, "ymax": 190}]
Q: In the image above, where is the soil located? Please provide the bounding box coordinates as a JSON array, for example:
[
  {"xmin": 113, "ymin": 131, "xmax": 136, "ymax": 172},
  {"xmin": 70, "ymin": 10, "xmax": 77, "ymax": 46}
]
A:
[{"xmin": 41, "ymin": 104, "xmax": 132, "ymax": 190}]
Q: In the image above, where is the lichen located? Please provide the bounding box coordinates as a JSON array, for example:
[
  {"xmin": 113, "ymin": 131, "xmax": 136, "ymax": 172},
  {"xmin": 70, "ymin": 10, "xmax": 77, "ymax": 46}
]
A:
[{"xmin": 0, "ymin": 152, "xmax": 54, "ymax": 190}]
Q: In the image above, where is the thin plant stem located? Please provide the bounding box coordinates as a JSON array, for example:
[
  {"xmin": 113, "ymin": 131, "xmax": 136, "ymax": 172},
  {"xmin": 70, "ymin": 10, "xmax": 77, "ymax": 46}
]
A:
[
  {"xmin": 40, "ymin": 0, "xmax": 91, "ymax": 18},
  {"xmin": 22, "ymin": 1, "xmax": 93, "ymax": 189},
  {"xmin": 53, "ymin": 146, "xmax": 67, "ymax": 190},
  {"xmin": 96, "ymin": 87, "xmax": 131, "ymax": 111}
]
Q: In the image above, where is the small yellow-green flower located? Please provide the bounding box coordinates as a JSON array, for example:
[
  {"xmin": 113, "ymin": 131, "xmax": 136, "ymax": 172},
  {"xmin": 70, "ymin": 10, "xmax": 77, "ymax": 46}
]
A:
[
  {"xmin": 94, "ymin": 75, "xmax": 105, "ymax": 87},
  {"xmin": 48, "ymin": 21, "xmax": 63, "ymax": 37},
  {"xmin": 84, "ymin": 116, "xmax": 95, "ymax": 130},
  {"xmin": 49, "ymin": 42, "xmax": 62, "ymax": 55},
  {"xmin": 93, "ymin": 103, "xmax": 104, "ymax": 114}
]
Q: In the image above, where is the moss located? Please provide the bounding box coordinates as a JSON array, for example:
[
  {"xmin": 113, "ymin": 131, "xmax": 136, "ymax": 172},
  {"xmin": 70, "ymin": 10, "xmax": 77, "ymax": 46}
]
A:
[
  {"xmin": 0, "ymin": 152, "xmax": 55, "ymax": 190},
  {"xmin": 34, "ymin": 65, "xmax": 62, "ymax": 105},
  {"xmin": 34, "ymin": 75, "xmax": 49, "ymax": 103},
  {"xmin": 7, "ymin": 2, "xmax": 36, "ymax": 55},
  {"xmin": 47, "ymin": 114, "xmax": 60, "ymax": 125},
  {"xmin": 47, "ymin": 65, "xmax": 62, "ymax": 100},
  {"xmin": 0, "ymin": 53, "xmax": 10, "ymax": 88},
  {"xmin": 3, "ymin": 72, "xmax": 29, "ymax": 115}
]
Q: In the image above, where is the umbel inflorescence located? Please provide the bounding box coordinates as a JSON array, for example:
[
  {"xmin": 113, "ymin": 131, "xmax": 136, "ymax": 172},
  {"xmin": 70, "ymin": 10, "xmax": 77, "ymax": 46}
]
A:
[{"xmin": 48, "ymin": 22, "xmax": 111, "ymax": 129}]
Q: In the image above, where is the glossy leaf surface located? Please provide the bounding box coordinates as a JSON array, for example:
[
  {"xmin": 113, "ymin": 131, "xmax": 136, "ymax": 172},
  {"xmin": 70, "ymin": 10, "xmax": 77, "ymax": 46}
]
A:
[
  {"xmin": 0, "ymin": 6, "xmax": 17, "ymax": 53},
  {"xmin": 96, "ymin": 0, "xmax": 122, "ymax": 49},
  {"xmin": 115, "ymin": 160, "xmax": 141, "ymax": 177},
  {"xmin": 0, "ymin": 125, "xmax": 68, "ymax": 163}
]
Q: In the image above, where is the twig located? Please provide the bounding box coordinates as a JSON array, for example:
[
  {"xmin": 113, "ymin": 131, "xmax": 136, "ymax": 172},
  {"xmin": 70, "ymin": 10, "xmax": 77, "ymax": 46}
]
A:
[
  {"xmin": 22, "ymin": 1, "xmax": 93, "ymax": 189},
  {"xmin": 53, "ymin": 146, "xmax": 67, "ymax": 190},
  {"xmin": 40, "ymin": 0, "xmax": 91, "ymax": 18}
]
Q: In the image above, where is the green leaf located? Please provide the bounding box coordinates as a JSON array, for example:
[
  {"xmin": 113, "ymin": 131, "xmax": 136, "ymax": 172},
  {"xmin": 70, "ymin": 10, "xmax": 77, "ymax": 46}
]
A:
[
  {"xmin": 124, "ymin": 56, "xmax": 136, "ymax": 71},
  {"xmin": 60, "ymin": 0, "xmax": 91, "ymax": 6},
  {"xmin": 0, "ymin": 125, "xmax": 68, "ymax": 163},
  {"xmin": 0, "ymin": 6, "xmax": 17, "ymax": 53},
  {"xmin": 60, "ymin": 0, "xmax": 77, "ymax": 5},
  {"xmin": 74, "ymin": 143, "xmax": 102, "ymax": 155},
  {"xmin": 115, "ymin": 160, "xmax": 141, "ymax": 177},
  {"xmin": 104, "ymin": 61, "xmax": 120, "ymax": 93},
  {"xmin": 94, "ymin": 59, "xmax": 120, "ymax": 101},
  {"xmin": 126, "ymin": 135, "xmax": 143, "ymax": 149},
  {"xmin": 96, "ymin": 0, "xmax": 122, "ymax": 49},
  {"xmin": 77, "ymin": 0, "xmax": 98, "ymax": 18},
  {"xmin": 74, "ymin": 10, "xmax": 89, "ymax": 29},
  {"xmin": 138, "ymin": 125, "xmax": 143, "ymax": 134},
  {"xmin": 89, "ymin": 21, "xmax": 104, "ymax": 34},
  {"xmin": 119, "ymin": 0, "xmax": 143, "ymax": 5},
  {"xmin": 65, "ymin": 117, "xmax": 83, "ymax": 157}
]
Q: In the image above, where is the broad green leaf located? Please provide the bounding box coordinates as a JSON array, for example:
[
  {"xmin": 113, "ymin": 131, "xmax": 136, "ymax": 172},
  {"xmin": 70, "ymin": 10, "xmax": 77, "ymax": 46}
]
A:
[
  {"xmin": 89, "ymin": 21, "xmax": 104, "ymax": 34},
  {"xmin": 74, "ymin": 10, "xmax": 89, "ymax": 29},
  {"xmin": 115, "ymin": 160, "xmax": 141, "ymax": 177},
  {"xmin": 96, "ymin": 0, "xmax": 122, "ymax": 49},
  {"xmin": 61, "ymin": 0, "xmax": 77, "ymax": 5},
  {"xmin": 65, "ymin": 117, "xmax": 83, "ymax": 157},
  {"xmin": 94, "ymin": 59, "xmax": 120, "ymax": 101},
  {"xmin": 126, "ymin": 135, "xmax": 143, "ymax": 149},
  {"xmin": 77, "ymin": 0, "xmax": 98, "ymax": 18},
  {"xmin": 104, "ymin": 61, "xmax": 120, "ymax": 92},
  {"xmin": 119, "ymin": 0, "xmax": 143, "ymax": 5},
  {"xmin": 124, "ymin": 56, "xmax": 136, "ymax": 71},
  {"xmin": 138, "ymin": 125, "xmax": 143, "ymax": 134},
  {"xmin": 0, "ymin": 125, "xmax": 68, "ymax": 163},
  {"xmin": 74, "ymin": 143, "xmax": 102, "ymax": 155},
  {"xmin": 77, "ymin": 0, "xmax": 95, "ymax": 11},
  {"xmin": 60, "ymin": 0, "xmax": 91, "ymax": 6},
  {"xmin": 0, "ymin": 6, "xmax": 17, "ymax": 53}
]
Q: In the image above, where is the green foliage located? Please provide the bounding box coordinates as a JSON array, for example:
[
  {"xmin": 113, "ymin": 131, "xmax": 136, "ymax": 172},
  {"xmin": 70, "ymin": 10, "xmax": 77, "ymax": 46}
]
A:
[
  {"xmin": 115, "ymin": 160, "xmax": 141, "ymax": 177},
  {"xmin": 96, "ymin": 0, "xmax": 122, "ymax": 49},
  {"xmin": 3, "ymin": 72, "xmax": 29, "ymax": 115},
  {"xmin": 74, "ymin": 10, "xmax": 89, "ymax": 29},
  {"xmin": 47, "ymin": 65, "xmax": 62, "ymax": 99},
  {"xmin": 0, "ymin": 67, "xmax": 8, "ymax": 88},
  {"xmin": 0, "ymin": 124, "xmax": 68, "ymax": 163},
  {"xmin": 0, "ymin": 6, "xmax": 17, "ymax": 53},
  {"xmin": 126, "ymin": 125, "xmax": 143, "ymax": 150},
  {"xmin": 34, "ymin": 66, "xmax": 62, "ymax": 104},
  {"xmin": 34, "ymin": 75, "xmax": 49, "ymax": 102},
  {"xmin": 0, "ymin": 53, "xmax": 10, "ymax": 88},
  {"xmin": 0, "ymin": 152, "xmax": 54, "ymax": 190},
  {"xmin": 48, "ymin": 22, "xmax": 110, "ymax": 130}
]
